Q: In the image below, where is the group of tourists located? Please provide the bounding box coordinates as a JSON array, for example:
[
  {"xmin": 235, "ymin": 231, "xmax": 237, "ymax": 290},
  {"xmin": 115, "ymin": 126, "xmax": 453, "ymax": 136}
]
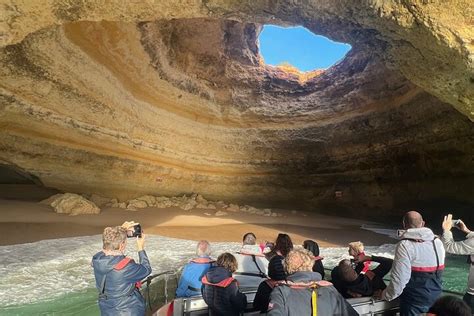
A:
[{"xmin": 91, "ymin": 210, "xmax": 474, "ymax": 316}]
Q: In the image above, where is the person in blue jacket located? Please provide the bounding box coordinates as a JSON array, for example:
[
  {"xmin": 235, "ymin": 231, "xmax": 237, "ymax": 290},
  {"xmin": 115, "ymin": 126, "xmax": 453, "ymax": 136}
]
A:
[
  {"xmin": 92, "ymin": 221, "xmax": 152, "ymax": 316},
  {"xmin": 176, "ymin": 240, "xmax": 214, "ymax": 297}
]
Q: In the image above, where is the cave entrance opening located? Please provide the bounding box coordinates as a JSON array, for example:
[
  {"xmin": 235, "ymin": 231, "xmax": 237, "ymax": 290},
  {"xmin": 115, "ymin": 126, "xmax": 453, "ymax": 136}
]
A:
[
  {"xmin": 258, "ymin": 25, "xmax": 351, "ymax": 73},
  {"xmin": 0, "ymin": 163, "xmax": 59, "ymax": 201}
]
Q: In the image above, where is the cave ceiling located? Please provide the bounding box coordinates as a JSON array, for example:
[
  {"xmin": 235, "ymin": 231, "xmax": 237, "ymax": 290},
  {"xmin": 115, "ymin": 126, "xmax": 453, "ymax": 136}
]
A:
[{"xmin": 0, "ymin": 1, "xmax": 473, "ymax": 213}]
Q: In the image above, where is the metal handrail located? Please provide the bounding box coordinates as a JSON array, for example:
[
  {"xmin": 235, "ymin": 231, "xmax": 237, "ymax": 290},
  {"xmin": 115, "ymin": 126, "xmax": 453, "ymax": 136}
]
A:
[{"xmin": 141, "ymin": 270, "xmax": 177, "ymax": 311}]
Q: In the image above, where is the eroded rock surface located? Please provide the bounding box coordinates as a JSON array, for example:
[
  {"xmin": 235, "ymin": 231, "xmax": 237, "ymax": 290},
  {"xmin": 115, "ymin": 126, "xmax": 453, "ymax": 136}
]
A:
[
  {"xmin": 1, "ymin": 1, "xmax": 473, "ymax": 216},
  {"xmin": 48, "ymin": 193, "xmax": 100, "ymax": 216}
]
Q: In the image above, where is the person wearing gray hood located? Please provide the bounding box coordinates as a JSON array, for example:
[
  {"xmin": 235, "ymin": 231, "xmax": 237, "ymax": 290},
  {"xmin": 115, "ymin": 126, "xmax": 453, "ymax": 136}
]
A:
[
  {"xmin": 92, "ymin": 221, "xmax": 152, "ymax": 316},
  {"xmin": 267, "ymin": 248, "xmax": 358, "ymax": 316},
  {"xmin": 441, "ymin": 213, "xmax": 474, "ymax": 311},
  {"xmin": 381, "ymin": 211, "xmax": 445, "ymax": 316}
]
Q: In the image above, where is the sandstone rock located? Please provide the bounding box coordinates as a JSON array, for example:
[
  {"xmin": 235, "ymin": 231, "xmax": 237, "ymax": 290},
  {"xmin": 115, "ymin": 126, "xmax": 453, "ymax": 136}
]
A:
[
  {"xmin": 214, "ymin": 210, "xmax": 228, "ymax": 216},
  {"xmin": 271, "ymin": 213, "xmax": 278, "ymax": 217},
  {"xmin": 205, "ymin": 204, "xmax": 216, "ymax": 210},
  {"xmin": 50, "ymin": 193, "xmax": 100, "ymax": 216},
  {"xmin": 117, "ymin": 202, "xmax": 127, "ymax": 209},
  {"xmin": 215, "ymin": 201, "xmax": 227, "ymax": 208},
  {"xmin": 136, "ymin": 195, "xmax": 156, "ymax": 207},
  {"xmin": 155, "ymin": 197, "xmax": 173, "ymax": 208},
  {"xmin": 255, "ymin": 210, "xmax": 265, "ymax": 216},
  {"xmin": 89, "ymin": 194, "xmax": 111, "ymax": 207},
  {"xmin": 127, "ymin": 199, "xmax": 148, "ymax": 209},
  {"xmin": 196, "ymin": 203, "xmax": 209, "ymax": 209},
  {"xmin": 40, "ymin": 193, "xmax": 64, "ymax": 205},
  {"xmin": 179, "ymin": 200, "xmax": 197, "ymax": 211},
  {"xmin": 263, "ymin": 209, "xmax": 273, "ymax": 216},
  {"xmin": 1, "ymin": 3, "xmax": 474, "ymax": 220},
  {"xmin": 195, "ymin": 194, "xmax": 207, "ymax": 204},
  {"xmin": 107, "ymin": 198, "xmax": 119, "ymax": 207},
  {"xmin": 226, "ymin": 204, "xmax": 240, "ymax": 212}
]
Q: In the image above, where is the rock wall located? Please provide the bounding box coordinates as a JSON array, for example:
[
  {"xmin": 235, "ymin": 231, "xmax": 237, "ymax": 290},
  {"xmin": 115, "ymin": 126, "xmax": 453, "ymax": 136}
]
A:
[{"xmin": 0, "ymin": 1, "xmax": 473, "ymax": 216}]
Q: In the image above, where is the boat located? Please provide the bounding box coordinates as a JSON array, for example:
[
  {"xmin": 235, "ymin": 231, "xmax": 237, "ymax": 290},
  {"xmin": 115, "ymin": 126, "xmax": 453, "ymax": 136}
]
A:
[
  {"xmin": 142, "ymin": 268, "xmax": 463, "ymax": 315},
  {"xmin": 140, "ymin": 270, "xmax": 402, "ymax": 315}
]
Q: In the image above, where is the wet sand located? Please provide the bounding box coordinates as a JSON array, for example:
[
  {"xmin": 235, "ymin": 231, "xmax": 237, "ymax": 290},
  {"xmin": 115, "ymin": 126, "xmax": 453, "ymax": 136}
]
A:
[{"xmin": 0, "ymin": 199, "xmax": 395, "ymax": 247}]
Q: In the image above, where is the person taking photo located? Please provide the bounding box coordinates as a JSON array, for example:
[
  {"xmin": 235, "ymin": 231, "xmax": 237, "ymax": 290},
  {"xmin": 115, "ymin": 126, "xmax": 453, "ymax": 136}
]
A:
[
  {"xmin": 441, "ymin": 213, "xmax": 474, "ymax": 311},
  {"xmin": 92, "ymin": 221, "xmax": 152, "ymax": 316}
]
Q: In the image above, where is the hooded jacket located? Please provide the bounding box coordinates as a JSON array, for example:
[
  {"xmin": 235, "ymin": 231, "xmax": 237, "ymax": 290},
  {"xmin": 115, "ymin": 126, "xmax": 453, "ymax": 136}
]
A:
[
  {"xmin": 441, "ymin": 230, "xmax": 474, "ymax": 295},
  {"xmin": 92, "ymin": 250, "xmax": 152, "ymax": 316},
  {"xmin": 202, "ymin": 266, "xmax": 247, "ymax": 316},
  {"xmin": 176, "ymin": 256, "xmax": 214, "ymax": 297},
  {"xmin": 233, "ymin": 244, "xmax": 269, "ymax": 289},
  {"xmin": 383, "ymin": 227, "xmax": 445, "ymax": 302},
  {"xmin": 267, "ymin": 271, "xmax": 358, "ymax": 316}
]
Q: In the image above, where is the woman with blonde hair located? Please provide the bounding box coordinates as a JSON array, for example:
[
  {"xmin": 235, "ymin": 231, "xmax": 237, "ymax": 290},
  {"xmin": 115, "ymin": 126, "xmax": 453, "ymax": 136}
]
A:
[{"xmin": 267, "ymin": 248, "xmax": 357, "ymax": 315}]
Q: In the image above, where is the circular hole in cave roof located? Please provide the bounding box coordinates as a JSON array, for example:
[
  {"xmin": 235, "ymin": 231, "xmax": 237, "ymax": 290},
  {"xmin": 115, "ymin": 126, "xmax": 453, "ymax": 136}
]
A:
[{"xmin": 259, "ymin": 25, "xmax": 351, "ymax": 72}]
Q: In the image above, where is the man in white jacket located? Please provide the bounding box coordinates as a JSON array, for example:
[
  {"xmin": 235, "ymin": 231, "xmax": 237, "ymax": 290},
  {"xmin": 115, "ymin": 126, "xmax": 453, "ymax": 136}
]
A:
[
  {"xmin": 441, "ymin": 213, "xmax": 474, "ymax": 311},
  {"xmin": 382, "ymin": 211, "xmax": 445, "ymax": 316},
  {"xmin": 233, "ymin": 232, "xmax": 269, "ymax": 289}
]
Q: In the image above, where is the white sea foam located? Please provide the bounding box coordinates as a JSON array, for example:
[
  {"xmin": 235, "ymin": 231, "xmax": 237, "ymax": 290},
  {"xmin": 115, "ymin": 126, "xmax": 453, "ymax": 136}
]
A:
[{"xmin": 0, "ymin": 235, "xmax": 396, "ymax": 307}]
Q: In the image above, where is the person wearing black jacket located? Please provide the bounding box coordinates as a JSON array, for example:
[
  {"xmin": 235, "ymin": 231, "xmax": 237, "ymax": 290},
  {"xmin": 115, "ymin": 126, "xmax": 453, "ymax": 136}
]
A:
[
  {"xmin": 253, "ymin": 255, "xmax": 287, "ymax": 313},
  {"xmin": 303, "ymin": 240, "xmax": 325, "ymax": 279},
  {"xmin": 202, "ymin": 252, "xmax": 247, "ymax": 316},
  {"xmin": 332, "ymin": 255, "xmax": 393, "ymax": 298}
]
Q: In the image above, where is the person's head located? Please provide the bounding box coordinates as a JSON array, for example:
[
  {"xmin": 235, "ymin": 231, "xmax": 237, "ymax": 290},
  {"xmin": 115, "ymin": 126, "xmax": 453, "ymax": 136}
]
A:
[
  {"xmin": 303, "ymin": 240, "xmax": 320, "ymax": 257},
  {"xmin": 427, "ymin": 295, "xmax": 471, "ymax": 316},
  {"xmin": 284, "ymin": 248, "xmax": 315, "ymax": 275},
  {"xmin": 216, "ymin": 252, "xmax": 238, "ymax": 273},
  {"xmin": 348, "ymin": 241, "xmax": 364, "ymax": 257},
  {"xmin": 338, "ymin": 259, "xmax": 358, "ymax": 282},
  {"xmin": 242, "ymin": 232, "xmax": 256, "ymax": 245},
  {"xmin": 102, "ymin": 226, "xmax": 127, "ymax": 252},
  {"xmin": 402, "ymin": 210, "xmax": 425, "ymax": 229},
  {"xmin": 273, "ymin": 233, "xmax": 293, "ymax": 257},
  {"xmin": 268, "ymin": 256, "xmax": 287, "ymax": 281},
  {"xmin": 196, "ymin": 240, "xmax": 211, "ymax": 257}
]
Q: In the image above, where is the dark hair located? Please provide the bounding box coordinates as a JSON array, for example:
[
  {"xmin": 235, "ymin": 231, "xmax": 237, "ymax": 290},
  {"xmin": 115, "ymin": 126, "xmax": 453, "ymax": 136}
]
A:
[
  {"xmin": 268, "ymin": 256, "xmax": 286, "ymax": 280},
  {"xmin": 216, "ymin": 252, "xmax": 238, "ymax": 273},
  {"xmin": 428, "ymin": 295, "xmax": 471, "ymax": 316},
  {"xmin": 303, "ymin": 240, "xmax": 320, "ymax": 257},
  {"xmin": 242, "ymin": 232, "xmax": 256, "ymax": 245},
  {"xmin": 338, "ymin": 259, "xmax": 357, "ymax": 282},
  {"xmin": 273, "ymin": 233, "xmax": 293, "ymax": 257}
]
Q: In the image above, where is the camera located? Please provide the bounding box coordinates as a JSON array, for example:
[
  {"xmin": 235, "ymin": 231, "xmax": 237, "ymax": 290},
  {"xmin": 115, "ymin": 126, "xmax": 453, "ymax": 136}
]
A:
[
  {"xmin": 127, "ymin": 224, "xmax": 142, "ymax": 238},
  {"xmin": 452, "ymin": 219, "xmax": 461, "ymax": 228}
]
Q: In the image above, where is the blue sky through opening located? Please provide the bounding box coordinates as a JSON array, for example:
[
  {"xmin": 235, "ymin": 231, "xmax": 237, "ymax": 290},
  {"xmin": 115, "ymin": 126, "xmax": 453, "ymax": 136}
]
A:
[{"xmin": 259, "ymin": 25, "xmax": 351, "ymax": 72}]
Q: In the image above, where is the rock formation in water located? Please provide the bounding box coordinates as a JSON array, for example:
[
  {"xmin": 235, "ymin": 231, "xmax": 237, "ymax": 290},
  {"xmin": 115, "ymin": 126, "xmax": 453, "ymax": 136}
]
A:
[{"xmin": 1, "ymin": 1, "xmax": 473, "ymax": 216}]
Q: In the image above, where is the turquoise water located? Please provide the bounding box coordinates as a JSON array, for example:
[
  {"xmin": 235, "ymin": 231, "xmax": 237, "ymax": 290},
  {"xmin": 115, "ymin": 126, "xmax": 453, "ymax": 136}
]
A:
[{"xmin": 0, "ymin": 235, "xmax": 468, "ymax": 316}]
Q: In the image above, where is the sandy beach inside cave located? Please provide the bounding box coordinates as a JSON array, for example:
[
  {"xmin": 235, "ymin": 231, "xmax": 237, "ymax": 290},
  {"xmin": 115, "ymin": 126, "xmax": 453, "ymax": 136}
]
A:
[{"xmin": 0, "ymin": 198, "xmax": 395, "ymax": 247}]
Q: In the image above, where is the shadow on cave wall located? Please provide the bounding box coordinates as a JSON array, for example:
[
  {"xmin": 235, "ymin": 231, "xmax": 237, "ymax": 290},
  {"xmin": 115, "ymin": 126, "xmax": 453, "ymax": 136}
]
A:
[{"xmin": 0, "ymin": 163, "xmax": 60, "ymax": 201}]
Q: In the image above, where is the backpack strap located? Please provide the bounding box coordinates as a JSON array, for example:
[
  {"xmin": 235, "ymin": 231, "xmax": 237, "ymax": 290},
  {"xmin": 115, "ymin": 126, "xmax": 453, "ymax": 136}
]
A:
[
  {"xmin": 251, "ymin": 254, "xmax": 268, "ymax": 278},
  {"xmin": 432, "ymin": 237, "xmax": 441, "ymax": 277}
]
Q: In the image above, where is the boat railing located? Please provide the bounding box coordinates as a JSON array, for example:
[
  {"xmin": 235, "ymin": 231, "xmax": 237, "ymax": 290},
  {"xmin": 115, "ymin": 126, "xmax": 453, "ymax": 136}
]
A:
[{"xmin": 141, "ymin": 270, "xmax": 179, "ymax": 314}]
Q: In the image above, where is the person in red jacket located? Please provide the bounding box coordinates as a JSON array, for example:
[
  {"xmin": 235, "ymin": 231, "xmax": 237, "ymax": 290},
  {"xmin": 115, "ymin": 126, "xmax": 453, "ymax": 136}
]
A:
[
  {"xmin": 202, "ymin": 252, "xmax": 247, "ymax": 316},
  {"xmin": 92, "ymin": 221, "xmax": 152, "ymax": 316}
]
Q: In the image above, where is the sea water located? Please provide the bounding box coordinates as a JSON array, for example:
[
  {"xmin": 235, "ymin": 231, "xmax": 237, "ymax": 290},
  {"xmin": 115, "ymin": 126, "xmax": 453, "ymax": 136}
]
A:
[{"xmin": 0, "ymin": 234, "xmax": 468, "ymax": 315}]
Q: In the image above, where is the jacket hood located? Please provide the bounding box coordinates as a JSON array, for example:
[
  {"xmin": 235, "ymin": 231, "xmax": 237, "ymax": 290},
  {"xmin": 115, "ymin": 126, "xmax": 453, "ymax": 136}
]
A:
[
  {"xmin": 92, "ymin": 251, "xmax": 124, "ymax": 274},
  {"xmin": 287, "ymin": 271, "xmax": 322, "ymax": 283},
  {"xmin": 400, "ymin": 227, "xmax": 435, "ymax": 241},
  {"xmin": 206, "ymin": 266, "xmax": 232, "ymax": 283}
]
